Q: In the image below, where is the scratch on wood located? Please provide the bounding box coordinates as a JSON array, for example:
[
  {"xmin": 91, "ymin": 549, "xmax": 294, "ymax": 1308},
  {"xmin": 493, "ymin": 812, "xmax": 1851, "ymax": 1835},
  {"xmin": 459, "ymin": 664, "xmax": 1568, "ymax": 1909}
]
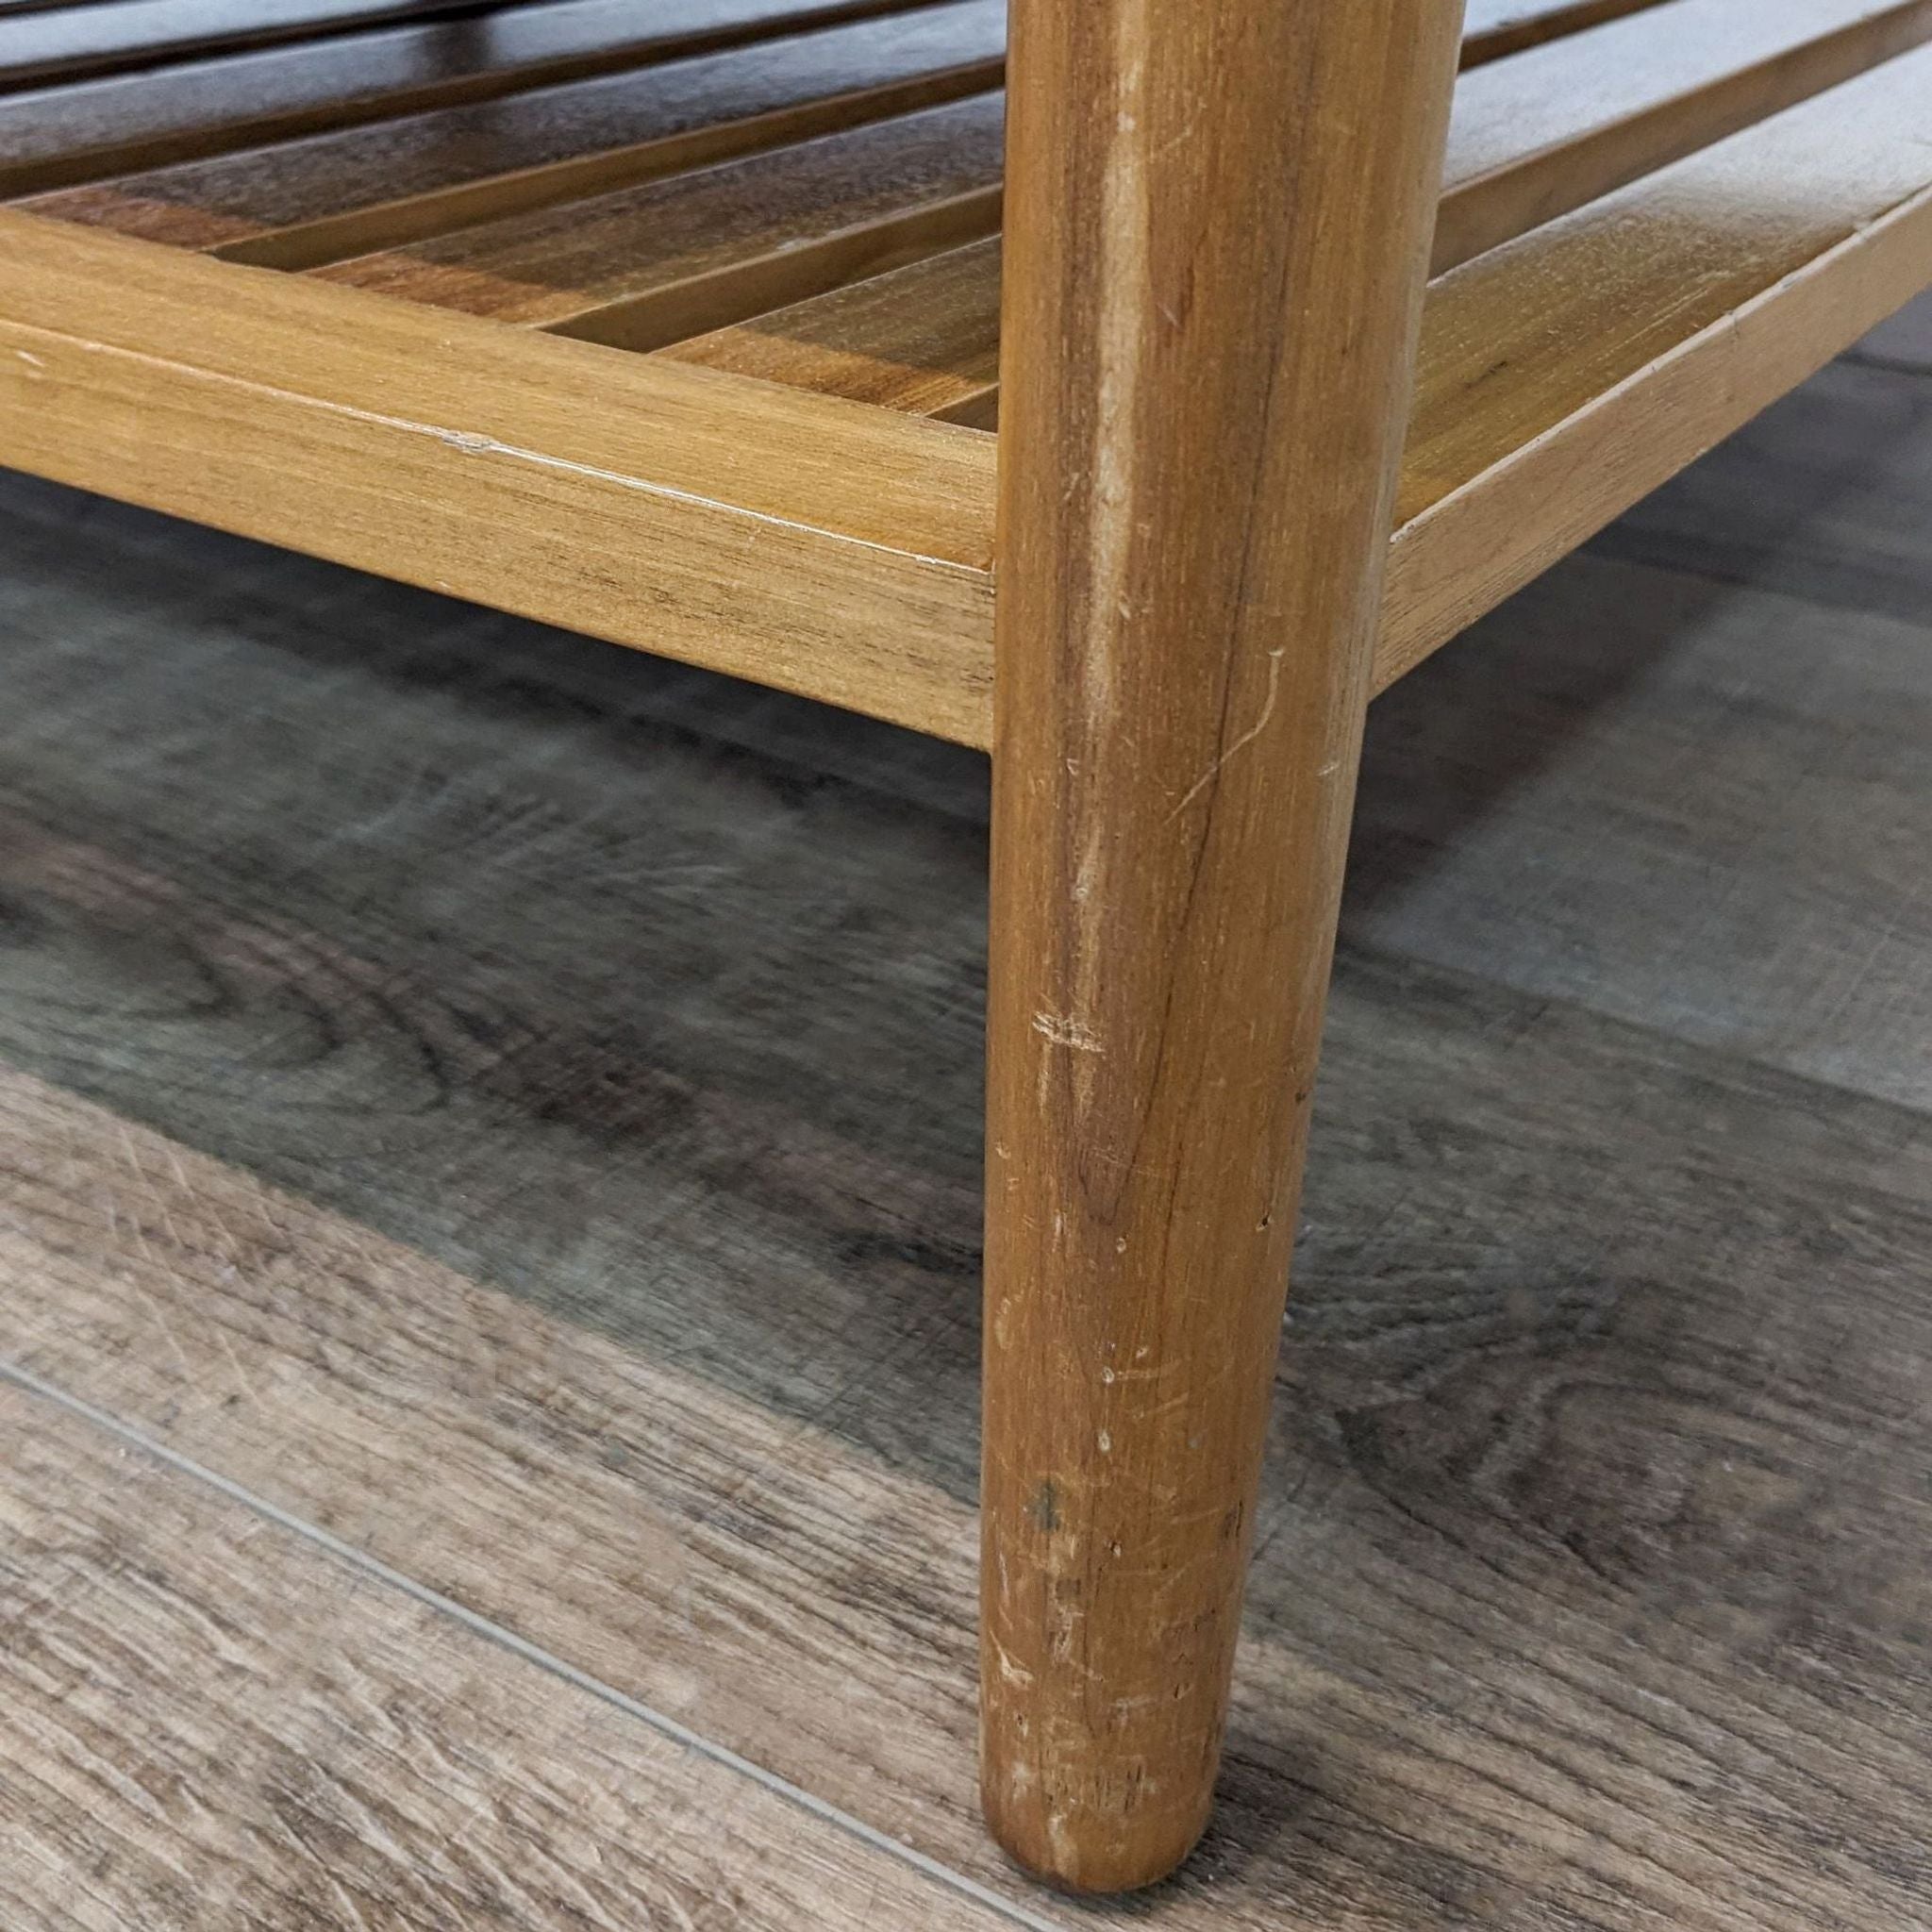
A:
[
  {"xmin": 1032, "ymin": 1011, "xmax": 1107, "ymax": 1055},
  {"xmin": 1167, "ymin": 648, "xmax": 1286, "ymax": 822}
]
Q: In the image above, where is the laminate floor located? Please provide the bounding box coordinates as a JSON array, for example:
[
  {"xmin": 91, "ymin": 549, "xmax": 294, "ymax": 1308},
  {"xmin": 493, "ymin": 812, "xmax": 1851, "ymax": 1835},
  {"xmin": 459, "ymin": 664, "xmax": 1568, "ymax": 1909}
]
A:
[{"xmin": 1, "ymin": 294, "xmax": 1928, "ymax": 1930}]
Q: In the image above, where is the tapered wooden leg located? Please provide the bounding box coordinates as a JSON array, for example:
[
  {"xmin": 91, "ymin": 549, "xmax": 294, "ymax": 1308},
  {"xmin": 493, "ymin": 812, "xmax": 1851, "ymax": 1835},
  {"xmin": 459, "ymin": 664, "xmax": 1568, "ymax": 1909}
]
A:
[{"xmin": 980, "ymin": 0, "xmax": 1467, "ymax": 1894}]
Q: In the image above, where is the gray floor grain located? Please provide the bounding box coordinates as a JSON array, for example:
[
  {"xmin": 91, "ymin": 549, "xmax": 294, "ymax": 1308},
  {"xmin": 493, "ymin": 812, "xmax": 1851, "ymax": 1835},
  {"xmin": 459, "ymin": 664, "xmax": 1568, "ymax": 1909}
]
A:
[
  {"xmin": 0, "ymin": 1372, "xmax": 1032, "ymax": 1932},
  {"xmin": 0, "ymin": 293, "xmax": 1928, "ymax": 1927}
]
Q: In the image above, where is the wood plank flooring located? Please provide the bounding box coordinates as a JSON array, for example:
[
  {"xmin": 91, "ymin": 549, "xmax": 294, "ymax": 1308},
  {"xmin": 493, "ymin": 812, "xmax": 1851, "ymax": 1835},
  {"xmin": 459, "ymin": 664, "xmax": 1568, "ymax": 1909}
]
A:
[
  {"xmin": 0, "ymin": 296, "xmax": 1929, "ymax": 1927},
  {"xmin": 0, "ymin": 1376, "xmax": 1029, "ymax": 1932}
]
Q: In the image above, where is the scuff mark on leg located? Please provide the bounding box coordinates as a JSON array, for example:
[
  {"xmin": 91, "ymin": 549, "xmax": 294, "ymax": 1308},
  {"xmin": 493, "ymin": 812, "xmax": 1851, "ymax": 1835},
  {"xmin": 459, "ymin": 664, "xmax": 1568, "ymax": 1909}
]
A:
[
  {"xmin": 1027, "ymin": 1478, "xmax": 1060, "ymax": 1534},
  {"xmin": 1033, "ymin": 1010, "xmax": 1107, "ymax": 1056}
]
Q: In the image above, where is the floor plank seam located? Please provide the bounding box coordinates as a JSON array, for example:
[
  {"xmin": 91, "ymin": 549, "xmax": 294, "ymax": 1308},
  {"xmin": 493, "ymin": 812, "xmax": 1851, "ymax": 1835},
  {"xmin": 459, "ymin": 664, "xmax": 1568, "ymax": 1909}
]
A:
[{"xmin": 0, "ymin": 1353, "xmax": 1074, "ymax": 1932}]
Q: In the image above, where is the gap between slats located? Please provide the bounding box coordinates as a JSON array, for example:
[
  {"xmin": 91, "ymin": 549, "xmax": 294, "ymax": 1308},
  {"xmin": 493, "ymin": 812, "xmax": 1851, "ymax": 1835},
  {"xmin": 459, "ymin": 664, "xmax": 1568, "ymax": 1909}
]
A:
[
  {"xmin": 19, "ymin": 0, "xmax": 1930, "ymax": 342},
  {"xmin": 0, "ymin": 0, "xmax": 1780, "ymax": 201},
  {"xmin": 0, "ymin": 0, "xmax": 959, "ymax": 192}
]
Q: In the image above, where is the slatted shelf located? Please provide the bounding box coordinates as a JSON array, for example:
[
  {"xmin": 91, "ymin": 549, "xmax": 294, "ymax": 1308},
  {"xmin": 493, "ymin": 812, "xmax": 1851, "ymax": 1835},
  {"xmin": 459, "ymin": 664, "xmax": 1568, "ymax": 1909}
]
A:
[
  {"xmin": 0, "ymin": 0, "xmax": 929, "ymax": 192},
  {"xmin": 3, "ymin": 0, "xmax": 1931, "ymax": 745},
  {"xmin": 13, "ymin": 3, "xmax": 1007, "ymax": 258}
]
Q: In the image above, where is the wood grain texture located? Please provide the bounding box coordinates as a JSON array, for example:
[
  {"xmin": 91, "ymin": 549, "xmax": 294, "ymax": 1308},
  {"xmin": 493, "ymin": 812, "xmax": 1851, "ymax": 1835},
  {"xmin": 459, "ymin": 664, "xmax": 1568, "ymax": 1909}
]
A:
[
  {"xmin": 315, "ymin": 92, "xmax": 1008, "ymax": 347},
  {"xmin": 1358, "ymin": 392, "xmax": 1932, "ymax": 1114},
  {"xmin": 0, "ymin": 1377, "xmax": 1022, "ymax": 1932},
  {"xmin": 981, "ymin": 0, "xmax": 1464, "ymax": 1891},
  {"xmin": 0, "ymin": 0, "xmax": 921, "ymax": 192},
  {"xmin": 660, "ymin": 233, "xmax": 1006, "ymax": 424},
  {"xmin": 323, "ymin": 0, "xmax": 1931, "ymax": 335},
  {"xmin": 1384, "ymin": 42, "xmax": 1932, "ymax": 688},
  {"xmin": 0, "ymin": 0, "xmax": 1682, "ymax": 205},
  {"xmin": 1, "ymin": 396, "xmax": 1930, "ymax": 1925},
  {"xmin": 15, "ymin": 2, "xmax": 1008, "ymax": 266},
  {"xmin": 675, "ymin": 47, "xmax": 1932, "ymax": 740},
  {"xmin": 0, "ymin": 211, "xmax": 997, "ymax": 741},
  {"xmin": 25, "ymin": 0, "xmax": 1919, "ymax": 283},
  {"xmin": 666, "ymin": 25, "xmax": 1932, "ymax": 425}
]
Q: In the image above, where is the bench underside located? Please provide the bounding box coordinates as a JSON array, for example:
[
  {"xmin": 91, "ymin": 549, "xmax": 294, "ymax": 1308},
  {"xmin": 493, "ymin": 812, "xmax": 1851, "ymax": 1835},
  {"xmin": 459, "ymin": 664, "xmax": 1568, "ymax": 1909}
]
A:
[{"xmin": 4, "ymin": 1, "xmax": 1932, "ymax": 743}]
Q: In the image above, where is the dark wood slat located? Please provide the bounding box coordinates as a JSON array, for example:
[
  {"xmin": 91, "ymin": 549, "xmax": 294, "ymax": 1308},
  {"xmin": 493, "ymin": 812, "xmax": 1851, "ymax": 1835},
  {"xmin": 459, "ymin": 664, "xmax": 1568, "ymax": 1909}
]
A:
[
  {"xmin": 315, "ymin": 92, "xmax": 1006, "ymax": 349},
  {"xmin": 0, "ymin": 0, "xmax": 507, "ymax": 92},
  {"xmin": 11, "ymin": 1, "xmax": 1005, "ymax": 260},
  {"xmin": 1459, "ymin": 0, "xmax": 1673, "ymax": 65},
  {"xmin": 28, "ymin": 0, "xmax": 1925, "ymax": 296},
  {"xmin": 0, "ymin": 0, "xmax": 930, "ymax": 193}
]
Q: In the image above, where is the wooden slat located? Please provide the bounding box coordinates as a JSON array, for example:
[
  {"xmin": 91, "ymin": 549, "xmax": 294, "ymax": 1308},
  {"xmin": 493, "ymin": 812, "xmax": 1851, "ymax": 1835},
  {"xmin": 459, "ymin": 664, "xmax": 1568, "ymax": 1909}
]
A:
[
  {"xmin": 0, "ymin": 0, "xmax": 927, "ymax": 193},
  {"xmin": 316, "ymin": 92, "xmax": 1006, "ymax": 349},
  {"xmin": 666, "ymin": 234, "xmax": 1003, "ymax": 426},
  {"xmin": 661, "ymin": 233, "xmax": 1002, "ymax": 421},
  {"xmin": 11, "ymin": 2, "xmax": 1006, "ymax": 262},
  {"xmin": 0, "ymin": 210, "xmax": 996, "ymax": 741},
  {"xmin": 0, "ymin": 0, "xmax": 489, "ymax": 92},
  {"xmin": 1459, "ymin": 0, "xmax": 1671, "ymax": 65},
  {"xmin": 1436, "ymin": 0, "xmax": 1932, "ymax": 271},
  {"xmin": 0, "ymin": 0, "xmax": 1693, "ymax": 199},
  {"xmin": 0, "ymin": 1378, "xmax": 1020, "ymax": 1932}
]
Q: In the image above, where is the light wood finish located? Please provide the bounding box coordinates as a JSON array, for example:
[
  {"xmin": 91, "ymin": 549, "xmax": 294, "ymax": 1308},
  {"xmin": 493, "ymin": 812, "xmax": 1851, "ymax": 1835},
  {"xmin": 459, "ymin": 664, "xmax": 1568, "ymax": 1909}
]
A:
[
  {"xmin": 315, "ymin": 92, "xmax": 1008, "ymax": 347},
  {"xmin": 662, "ymin": 233, "xmax": 1006, "ymax": 425},
  {"xmin": 0, "ymin": 0, "xmax": 918, "ymax": 192},
  {"xmin": 1, "ymin": 0, "xmax": 1931, "ymax": 1899},
  {"xmin": 670, "ymin": 42, "xmax": 1932, "ymax": 739},
  {"xmin": 662, "ymin": 9, "xmax": 1932, "ymax": 420},
  {"xmin": 0, "ymin": 211, "xmax": 996, "ymax": 741},
  {"xmin": 9, "ymin": 69, "xmax": 1928, "ymax": 752},
  {"xmin": 3, "ymin": 365, "xmax": 1931, "ymax": 1923},
  {"xmin": 0, "ymin": 1378, "xmax": 1021, "ymax": 1932},
  {"xmin": 1384, "ymin": 42, "xmax": 1932, "ymax": 684},
  {"xmin": 980, "ymin": 0, "xmax": 1465, "ymax": 1893}
]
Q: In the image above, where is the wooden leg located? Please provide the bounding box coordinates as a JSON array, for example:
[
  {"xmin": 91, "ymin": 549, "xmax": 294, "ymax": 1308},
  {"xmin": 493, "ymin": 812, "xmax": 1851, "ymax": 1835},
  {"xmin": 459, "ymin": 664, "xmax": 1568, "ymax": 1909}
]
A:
[{"xmin": 980, "ymin": 0, "xmax": 1467, "ymax": 1894}]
